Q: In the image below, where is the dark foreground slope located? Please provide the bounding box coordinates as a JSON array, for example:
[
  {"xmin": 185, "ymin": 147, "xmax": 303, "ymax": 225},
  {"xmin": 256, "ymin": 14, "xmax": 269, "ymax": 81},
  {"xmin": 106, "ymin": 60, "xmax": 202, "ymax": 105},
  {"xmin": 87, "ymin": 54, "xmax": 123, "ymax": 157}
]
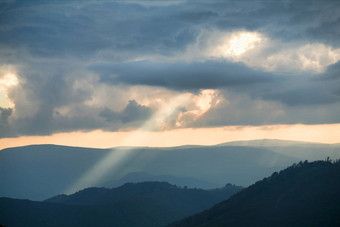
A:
[
  {"xmin": 0, "ymin": 182, "xmax": 242, "ymax": 227},
  {"xmin": 171, "ymin": 160, "xmax": 340, "ymax": 227}
]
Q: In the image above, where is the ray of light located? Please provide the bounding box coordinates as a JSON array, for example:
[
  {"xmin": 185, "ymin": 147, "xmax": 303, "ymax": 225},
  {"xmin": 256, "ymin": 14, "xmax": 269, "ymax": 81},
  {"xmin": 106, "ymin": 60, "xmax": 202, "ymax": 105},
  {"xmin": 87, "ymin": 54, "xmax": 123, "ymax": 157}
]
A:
[{"xmin": 64, "ymin": 94, "xmax": 191, "ymax": 194}]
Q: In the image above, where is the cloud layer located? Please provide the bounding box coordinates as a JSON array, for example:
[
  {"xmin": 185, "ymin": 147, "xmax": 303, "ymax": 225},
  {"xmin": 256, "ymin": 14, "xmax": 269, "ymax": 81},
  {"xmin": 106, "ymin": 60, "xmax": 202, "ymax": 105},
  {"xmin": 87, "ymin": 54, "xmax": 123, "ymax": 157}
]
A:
[{"xmin": 0, "ymin": 0, "xmax": 339, "ymax": 137}]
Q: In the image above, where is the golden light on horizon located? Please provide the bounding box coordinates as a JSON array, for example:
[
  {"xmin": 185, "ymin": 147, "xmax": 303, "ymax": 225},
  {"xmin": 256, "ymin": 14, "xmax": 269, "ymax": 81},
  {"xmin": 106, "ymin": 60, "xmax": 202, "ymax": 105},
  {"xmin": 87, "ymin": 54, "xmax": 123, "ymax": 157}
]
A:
[{"xmin": 1, "ymin": 123, "xmax": 340, "ymax": 151}]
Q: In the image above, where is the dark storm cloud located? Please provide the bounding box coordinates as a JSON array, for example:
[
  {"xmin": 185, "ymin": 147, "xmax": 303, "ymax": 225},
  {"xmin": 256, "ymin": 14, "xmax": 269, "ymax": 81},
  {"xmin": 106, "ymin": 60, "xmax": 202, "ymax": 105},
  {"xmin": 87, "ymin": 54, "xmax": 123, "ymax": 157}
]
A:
[
  {"xmin": 1, "ymin": 0, "xmax": 337, "ymax": 60},
  {"xmin": 177, "ymin": 10, "xmax": 219, "ymax": 23},
  {"xmin": 261, "ymin": 83, "xmax": 340, "ymax": 106},
  {"xmin": 210, "ymin": 0, "xmax": 340, "ymax": 47},
  {"xmin": 91, "ymin": 60, "xmax": 275, "ymax": 90},
  {"xmin": 0, "ymin": 0, "xmax": 339, "ymax": 137},
  {"xmin": 321, "ymin": 61, "xmax": 340, "ymax": 80},
  {"xmin": 0, "ymin": 1, "xmax": 200, "ymax": 59},
  {"xmin": 0, "ymin": 107, "xmax": 13, "ymax": 137},
  {"xmin": 92, "ymin": 59, "xmax": 340, "ymax": 106},
  {"xmin": 100, "ymin": 100, "xmax": 152, "ymax": 124},
  {"xmin": 305, "ymin": 8, "xmax": 340, "ymax": 48},
  {"xmin": 120, "ymin": 100, "xmax": 152, "ymax": 123},
  {"xmin": 190, "ymin": 93, "xmax": 340, "ymax": 127},
  {"xmin": 260, "ymin": 61, "xmax": 340, "ymax": 106},
  {"xmin": 7, "ymin": 62, "xmax": 98, "ymax": 136},
  {"xmin": 257, "ymin": 73, "xmax": 340, "ymax": 106}
]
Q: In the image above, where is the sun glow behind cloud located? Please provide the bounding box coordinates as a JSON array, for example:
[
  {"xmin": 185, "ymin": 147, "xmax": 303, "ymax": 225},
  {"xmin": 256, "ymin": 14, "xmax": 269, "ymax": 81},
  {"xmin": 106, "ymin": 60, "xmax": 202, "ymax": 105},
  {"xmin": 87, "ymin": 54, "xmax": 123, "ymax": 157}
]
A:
[
  {"xmin": 0, "ymin": 73, "xmax": 18, "ymax": 87},
  {"xmin": 190, "ymin": 29, "xmax": 340, "ymax": 74},
  {"xmin": 224, "ymin": 32, "xmax": 263, "ymax": 57},
  {"xmin": 176, "ymin": 89, "xmax": 220, "ymax": 127},
  {"xmin": 0, "ymin": 72, "xmax": 18, "ymax": 108}
]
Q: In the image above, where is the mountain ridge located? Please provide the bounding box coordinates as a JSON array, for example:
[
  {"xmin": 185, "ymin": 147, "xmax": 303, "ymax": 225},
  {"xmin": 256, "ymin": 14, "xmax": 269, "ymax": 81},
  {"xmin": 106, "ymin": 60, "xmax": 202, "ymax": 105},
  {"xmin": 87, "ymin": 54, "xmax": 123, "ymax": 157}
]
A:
[
  {"xmin": 2, "ymin": 139, "xmax": 337, "ymax": 151},
  {"xmin": 171, "ymin": 160, "xmax": 340, "ymax": 227},
  {"xmin": 106, "ymin": 172, "xmax": 219, "ymax": 189},
  {"xmin": 0, "ymin": 181, "xmax": 243, "ymax": 227}
]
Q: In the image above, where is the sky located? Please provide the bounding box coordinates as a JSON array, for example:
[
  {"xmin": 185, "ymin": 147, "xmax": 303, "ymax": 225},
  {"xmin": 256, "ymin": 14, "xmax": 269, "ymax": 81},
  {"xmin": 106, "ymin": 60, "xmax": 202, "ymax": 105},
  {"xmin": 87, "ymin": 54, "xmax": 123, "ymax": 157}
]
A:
[{"xmin": 0, "ymin": 0, "xmax": 340, "ymax": 149}]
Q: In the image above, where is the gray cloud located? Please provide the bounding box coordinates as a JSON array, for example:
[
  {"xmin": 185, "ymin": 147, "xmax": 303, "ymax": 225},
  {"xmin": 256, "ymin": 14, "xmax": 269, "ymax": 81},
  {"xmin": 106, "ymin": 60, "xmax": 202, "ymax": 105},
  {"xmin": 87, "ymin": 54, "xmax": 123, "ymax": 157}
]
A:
[
  {"xmin": 121, "ymin": 100, "xmax": 152, "ymax": 123},
  {"xmin": 0, "ymin": 1, "xmax": 199, "ymax": 59},
  {"xmin": 92, "ymin": 59, "xmax": 340, "ymax": 107},
  {"xmin": 0, "ymin": 0, "xmax": 339, "ymax": 138},
  {"xmin": 187, "ymin": 90, "xmax": 340, "ymax": 128},
  {"xmin": 1, "ymin": 0, "xmax": 338, "ymax": 60},
  {"xmin": 262, "ymin": 61, "xmax": 340, "ymax": 106},
  {"xmin": 212, "ymin": 0, "xmax": 340, "ymax": 47},
  {"xmin": 258, "ymin": 75, "xmax": 340, "ymax": 106},
  {"xmin": 100, "ymin": 99, "xmax": 152, "ymax": 124},
  {"xmin": 321, "ymin": 61, "xmax": 340, "ymax": 80},
  {"xmin": 5, "ymin": 61, "xmax": 95, "ymax": 136},
  {"xmin": 91, "ymin": 60, "xmax": 276, "ymax": 90},
  {"xmin": 0, "ymin": 107, "xmax": 13, "ymax": 137}
]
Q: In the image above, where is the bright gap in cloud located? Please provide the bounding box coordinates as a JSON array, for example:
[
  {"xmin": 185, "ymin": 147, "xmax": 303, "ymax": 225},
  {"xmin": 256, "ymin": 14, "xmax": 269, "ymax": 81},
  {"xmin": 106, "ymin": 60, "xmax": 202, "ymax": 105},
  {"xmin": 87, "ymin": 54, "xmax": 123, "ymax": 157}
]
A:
[
  {"xmin": 224, "ymin": 32, "xmax": 263, "ymax": 57},
  {"xmin": 203, "ymin": 30, "xmax": 264, "ymax": 60},
  {"xmin": 0, "ymin": 73, "xmax": 18, "ymax": 87},
  {"xmin": 0, "ymin": 72, "xmax": 19, "ymax": 108},
  {"xmin": 176, "ymin": 89, "xmax": 220, "ymax": 127},
  {"xmin": 194, "ymin": 29, "xmax": 340, "ymax": 74}
]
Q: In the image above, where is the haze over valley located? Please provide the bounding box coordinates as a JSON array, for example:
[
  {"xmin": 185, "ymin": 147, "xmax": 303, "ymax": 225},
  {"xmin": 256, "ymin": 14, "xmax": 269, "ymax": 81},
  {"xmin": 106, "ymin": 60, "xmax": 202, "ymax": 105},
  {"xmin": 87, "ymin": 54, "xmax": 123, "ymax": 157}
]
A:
[{"xmin": 1, "ymin": 139, "xmax": 339, "ymax": 201}]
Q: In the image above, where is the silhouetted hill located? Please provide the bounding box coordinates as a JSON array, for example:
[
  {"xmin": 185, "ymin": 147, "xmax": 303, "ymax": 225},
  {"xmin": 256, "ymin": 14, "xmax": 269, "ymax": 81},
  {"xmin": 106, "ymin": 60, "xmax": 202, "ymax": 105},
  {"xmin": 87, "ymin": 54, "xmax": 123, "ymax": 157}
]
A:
[
  {"xmin": 0, "ymin": 182, "xmax": 243, "ymax": 227},
  {"xmin": 171, "ymin": 160, "xmax": 340, "ymax": 227},
  {"xmin": 45, "ymin": 181, "xmax": 243, "ymax": 206},
  {"xmin": 107, "ymin": 172, "xmax": 219, "ymax": 189}
]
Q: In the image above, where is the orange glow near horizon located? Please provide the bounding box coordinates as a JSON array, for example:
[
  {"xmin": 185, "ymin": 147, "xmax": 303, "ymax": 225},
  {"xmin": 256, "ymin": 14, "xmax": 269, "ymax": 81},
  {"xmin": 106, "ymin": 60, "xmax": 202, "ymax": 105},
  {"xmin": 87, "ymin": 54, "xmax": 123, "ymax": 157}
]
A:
[{"xmin": 1, "ymin": 123, "xmax": 340, "ymax": 150}]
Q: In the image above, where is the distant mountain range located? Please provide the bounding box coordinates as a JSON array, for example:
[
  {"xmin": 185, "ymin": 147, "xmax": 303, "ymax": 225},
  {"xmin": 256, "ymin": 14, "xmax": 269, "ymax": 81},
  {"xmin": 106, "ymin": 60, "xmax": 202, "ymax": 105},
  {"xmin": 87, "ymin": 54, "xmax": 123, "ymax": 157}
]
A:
[
  {"xmin": 1, "ymin": 139, "xmax": 339, "ymax": 200},
  {"xmin": 0, "ymin": 182, "xmax": 242, "ymax": 227},
  {"xmin": 218, "ymin": 138, "xmax": 328, "ymax": 147},
  {"xmin": 220, "ymin": 139, "xmax": 340, "ymax": 161},
  {"xmin": 171, "ymin": 160, "xmax": 340, "ymax": 227}
]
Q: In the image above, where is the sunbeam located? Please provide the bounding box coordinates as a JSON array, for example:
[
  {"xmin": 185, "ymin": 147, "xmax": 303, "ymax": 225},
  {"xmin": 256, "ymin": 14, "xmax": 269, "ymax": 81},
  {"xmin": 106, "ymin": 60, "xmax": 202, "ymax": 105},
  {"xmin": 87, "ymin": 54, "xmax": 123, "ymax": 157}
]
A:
[{"xmin": 65, "ymin": 94, "xmax": 191, "ymax": 194}]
